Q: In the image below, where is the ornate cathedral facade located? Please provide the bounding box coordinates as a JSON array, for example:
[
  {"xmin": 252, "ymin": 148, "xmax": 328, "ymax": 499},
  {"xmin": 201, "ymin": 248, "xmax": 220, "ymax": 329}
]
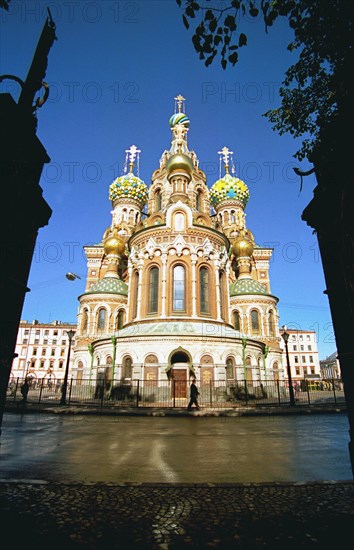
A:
[{"xmin": 72, "ymin": 96, "xmax": 284, "ymax": 398}]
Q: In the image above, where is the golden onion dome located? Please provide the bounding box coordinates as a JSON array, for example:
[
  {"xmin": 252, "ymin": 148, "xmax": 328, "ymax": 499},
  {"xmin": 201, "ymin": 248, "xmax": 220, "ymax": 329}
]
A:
[
  {"xmin": 166, "ymin": 153, "xmax": 194, "ymax": 176},
  {"xmin": 232, "ymin": 232, "xmax": 254, "ymax": 258},
  {"xmin": 103, "ymin": 228, "xmax": 126, "ymax": 256}
]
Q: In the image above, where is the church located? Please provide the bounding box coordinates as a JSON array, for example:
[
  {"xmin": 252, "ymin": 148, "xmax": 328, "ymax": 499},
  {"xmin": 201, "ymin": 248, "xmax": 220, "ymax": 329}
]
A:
[{"xmin": 72, "ymin": 95, "xmax": 284, "ymax": 399}]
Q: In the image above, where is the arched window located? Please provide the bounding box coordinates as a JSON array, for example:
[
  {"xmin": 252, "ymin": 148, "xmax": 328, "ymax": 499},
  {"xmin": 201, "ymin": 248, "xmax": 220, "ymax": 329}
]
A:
[
  {"xmin": 234, "ymin": 311, "xmax": 241, "ymax": 331},
  {"xmin": 199, "ymin": 267, "xmax": 209, "ymax": 314},
  {"xmin": 97, "ymin": 308, "xmax": 106, "ymax": 331},
  {"xmin": 122, "ymin": 356, "xmax": 132, "ymax": 380},
  {"xmin": 173, "ymin": 265, "xmax": 185, "ymax": 311},
  {"xmin": 132, "ymin": 271, "xmax": 139, "ymax": 319},
  {"xmin": 117, "ymin": 309, "xmax": 125, "ymax": 330},
  {"xmin": 82, "ymin": 309, "xmax": 88, "ymax": 333},
  {"xmin": 148, "ymin": 266, "xmax": 159, "ymax": 313},
  {"xmin": 251, "ymin": 310, "xmax": 260, "ymax": 335},
  {"xmin": 269, "ymin": 310, "xmax": 275, "ymax": 336},
  {"xmin": 174, "ymin": 212, "xmax": 185, "ymax": 231},
  {"xmin": 196, "ymin": 190, "xmax": 203, "ymax": 211},
  {"xmin": 219, "ymin": 271, "xmax": 226, "ymax": 320},
  {"xmin": 226, "ymin": 357, "xmax": 234, "ymax": 380},
  {"xmin": 155, "ymin": 189, "xmax": 162, "ymax": 211}
]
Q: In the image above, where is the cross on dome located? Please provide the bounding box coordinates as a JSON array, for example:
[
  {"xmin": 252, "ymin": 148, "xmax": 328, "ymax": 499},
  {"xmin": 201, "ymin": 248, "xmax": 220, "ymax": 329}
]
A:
[
  {"xmin": 174, "ymin": 94, "xmax": 186, "ymax": 113},
  {"xmin": 125, "ymin": 145, "xmax": 141, "ymax": 165}
]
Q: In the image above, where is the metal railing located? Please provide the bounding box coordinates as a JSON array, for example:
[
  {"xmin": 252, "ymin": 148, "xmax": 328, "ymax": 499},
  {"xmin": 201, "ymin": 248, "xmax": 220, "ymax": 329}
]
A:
[{"xmin": 6, "ymin": 377, "xmax": 346, "ymax": 409}]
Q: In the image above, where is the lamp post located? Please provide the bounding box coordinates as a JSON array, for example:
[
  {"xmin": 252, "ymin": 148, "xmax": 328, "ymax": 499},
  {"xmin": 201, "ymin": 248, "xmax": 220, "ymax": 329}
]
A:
[
  {"xmin": 281, "ymin": 327, "xmax": 296, "ymax": 406},
  {"xmin": 60, "ymin": 329, "xmax": 76, "ymax": 405}
]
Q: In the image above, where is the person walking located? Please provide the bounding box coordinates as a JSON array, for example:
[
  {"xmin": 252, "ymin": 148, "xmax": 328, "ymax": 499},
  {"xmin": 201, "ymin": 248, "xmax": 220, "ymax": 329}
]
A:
[
  {"xmin": 18, "ymin": 378, "xmax": 29, "ymax": 410},
  {"xmin": 187, "ymin": 378, "xmax": 200, "ymax": 410}
]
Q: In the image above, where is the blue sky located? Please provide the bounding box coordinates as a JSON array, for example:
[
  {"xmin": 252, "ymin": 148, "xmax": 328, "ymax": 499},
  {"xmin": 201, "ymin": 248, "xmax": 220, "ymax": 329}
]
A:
[{"xmin": 1, "ymin": 0, "xmax": 335, "ymax": 358}]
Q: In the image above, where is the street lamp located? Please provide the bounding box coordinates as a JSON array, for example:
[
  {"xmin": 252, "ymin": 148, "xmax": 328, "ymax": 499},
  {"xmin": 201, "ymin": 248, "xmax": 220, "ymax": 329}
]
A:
[
  {"xmin": 281, "ymin": 327, "xmax": 296, "ymax": 406},
  {"xmin": 60, "ymin": 329, "xmax": 76, "ymax": 405}
]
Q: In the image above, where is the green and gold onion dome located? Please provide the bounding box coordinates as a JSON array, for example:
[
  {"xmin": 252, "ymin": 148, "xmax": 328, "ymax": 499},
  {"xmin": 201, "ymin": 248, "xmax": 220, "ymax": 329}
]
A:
[
  {"xmin": 230, "ymin": 278, "xmax": 269, "ymax": 297},
  {"xmin": 109, "ymin": 172, "xmax": 148, "ymax": 208},
  {"xmin": 210, "ymin": 173, "xmax": 250, "ymax": 208},
  {"xmin": 85, "ymin": 277, "xmax": 128, "ymax": 297}
]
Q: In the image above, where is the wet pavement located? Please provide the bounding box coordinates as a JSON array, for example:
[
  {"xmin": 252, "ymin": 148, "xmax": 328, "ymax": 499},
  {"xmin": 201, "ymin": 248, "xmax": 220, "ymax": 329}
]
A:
[{"xmin": 1, "ymin": 409, "xmax": 353, "ymax": 549}]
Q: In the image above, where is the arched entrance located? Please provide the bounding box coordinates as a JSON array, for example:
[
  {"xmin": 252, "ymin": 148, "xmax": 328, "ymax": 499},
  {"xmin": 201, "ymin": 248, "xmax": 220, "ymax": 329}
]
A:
[{"xmin": 169, "ymin": 349, "xmax": 193, "ymax": 399}]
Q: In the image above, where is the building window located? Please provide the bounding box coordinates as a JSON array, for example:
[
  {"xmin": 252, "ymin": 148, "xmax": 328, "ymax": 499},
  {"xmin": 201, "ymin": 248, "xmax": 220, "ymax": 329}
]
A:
[
  {"xmin": 54, "ymin": 330, "xmax": 58, "ymax": 336},
  {"xmin": 33, "ymin": 348, "xmax": 37, "ymax": 356},
  {"xmin": 40, "ymin": 361, "xmax": 45, "ymax": 369},
  {"xmin": 43, "ymin": 339, "xmax": 48, "ymax": 345},
  {"xmin": 300, "ymin": 345, "xmax": 304, "ymax": 351},
  {"xmin": 52, "ymin": 339, "xmax": 57, "ymax": 345},
  {"xmin": 199, "ymin": 267, "xmax": 209, "ymax": 314},
  {"xmin": 309, "ymin": 355, "xmax": 313, "ymax": 362},
  {"xmin": 234, "ymin": 311, "xmax": 241, "ymax": 331},
  {"xmin": 51, "ymin": 349, "xmax": 55, "ymax": 357},
  {"xmin": 42, "ymin": 349, "xmax": 47, "ymax": 356},
  {"xmin": 34, "ymin": 339, "xmax": 39, "ymax": 345},
  {"xmin": 268, "ymin": 310, "xmax": 275, "ymax": 336},
  {"xmin": 302, "ymin": 355, "xmax": 306, "ymax": 363},
  {"xmin": 132, "ymin": 271, "xmax": 139, "ymax": 319},
  {"xmin": 117, "ymin": 309, "xmax": 125, "ymax": 330},
  {"xmin": 44, "ymin": 330, "xmax": 49, "ymax": 335},
  {"xmin": 173, "ymin": 265, "xmax": 185, "ymax": 311},
  {"xmin": 196, "ymin": 190, "xmax": 203, "ymax": 211},
  {"xmin": 294, "ymin": 356, "xmax": 299, "ymax": 363},
  {"xmin": 122, "ymin": 356, "xmax": 132, "ymax": 380},
  {"xmin": 308, "ymin": 345, "xmax": 312, "ymax": 351},
  {"xmin": 60, "ymin": 349, "xmax": 65, "ymax": 357},
  {"xmin": 97, "ymin": 308, "xmax": 106, "ymax": 331},
  {"xmin": 148, "ymin": 267, "xmax": 159, "ymax": 313},
  {"xmin": 24, "ymin": 329, "xmax": 29, "ymax": 335},
  {"xmin": 250, "ymin": 310, "xmax": 260, "ymax": 335},
  {"xmin": 174, "ymin": 212, "xmax": 185, "ymax": 231},
  {"xmin": 310, "ymin": 366, "xmax": 315, "ymax": 374},
  {"xmin": 219, "ymin": 271, "xmax": 226, "ymax": 320},
  {"xmin": 59, "ymin": 361, "xmax": 64, "ymax": 369},
  {"xmin": 23, "ymin": 339, "xmax": 28, "ymax": 344},
  {"xmin": 293, "ymin": 345, "xmax": 297, "ymax": 351},
  {"xmin": 303, "ymin": 366, "xmax": 308, "ymax": 375},
  {"xmin": 82, "ymin": 309, "xmax": 88, "ymax": 333},
  {"xmin": 296, "ymin": 367, "xmax": 300, "ymax": 375},
  {"xmin": 155, "ymin": 189, "xmax": 162, "ymax": 211}
]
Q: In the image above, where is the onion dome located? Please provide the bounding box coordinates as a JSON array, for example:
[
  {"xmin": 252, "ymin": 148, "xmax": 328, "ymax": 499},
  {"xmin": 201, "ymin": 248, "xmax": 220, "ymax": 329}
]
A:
[
  {"xmin": 166, "ymin": 152, "xmax": 194, "ymax": 175},
  {"xmin": 231, "ymin": 232, "xmax": 254, "ymax": 258},
  {"xmin": 109, "ymin": 172, "xmax": 148, "ymax": 208},
  {"xmin": 230, "ymin": 278, "xmax": 269, "ymax": 297},
  {"xmin": 85, "ymin": 277, "xmax": 128, "ymax": 296},
  {"xmin": 169, "ymin": 112, "xmax": 190, "ymax": 129},
  {"xmin": 210, "ymin": 173, "xmax": 250, "ymax": 208},
  {"xmin": 103, "ymin": 227, "xmax": 126, "ymax": 256}
]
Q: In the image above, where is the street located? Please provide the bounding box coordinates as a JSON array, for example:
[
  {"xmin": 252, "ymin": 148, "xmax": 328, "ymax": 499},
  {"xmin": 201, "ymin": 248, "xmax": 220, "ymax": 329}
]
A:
[{"xmin": 0, "ymin": 412, "xmax": 351, "ymax": 483}]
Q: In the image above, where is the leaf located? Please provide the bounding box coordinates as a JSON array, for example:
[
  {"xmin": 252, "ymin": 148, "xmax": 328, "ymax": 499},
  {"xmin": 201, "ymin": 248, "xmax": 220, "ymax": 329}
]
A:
[
  {"xmin": 182, "ymin": 15, "xmax": 189, "ymax": 29},
  {"xmin": 209, "ymin": 18, "xmax": 217, "ymax": 32},
  {"xmin": 205, "ymin": 54, "xmax": 214, "ymax": 67},
  {"xmin": 239, "ymin": 33, "xmax": 247, "ymax": 47},
  {"xmin": 229, "ymin": 51, "xmax": 239, "ymax": 65},
  {"xmin": 191, "ymin": 2, "xmax": 200, "ymax": 10},
  {"xmin": 205, "ymin": 9, "xmax": 214, "ymax": 20},
  {"xmin": 176, "ymin": 0, "xmax": 182, "ymax": 6},
  {"xmin": 221, "ymin": 59, "xmax": 227, "ymax": 70},
  {"xmin": 186, "ymin": 6, "xmax": 195, "ymax": 18},
  {"xmin": 214, "ymin": 35, "xmax": 222, "ymax": 46},
  {"xmin": 249, "ymin": 7, "xmax": 259, "ymax": 17},
  {"xmin": 231, "ymin": 0, "xmax": 240, "ymax": 8},
  {"xmin": 225, "ymin": 15, "xmax": 236, "ymax": 31}
]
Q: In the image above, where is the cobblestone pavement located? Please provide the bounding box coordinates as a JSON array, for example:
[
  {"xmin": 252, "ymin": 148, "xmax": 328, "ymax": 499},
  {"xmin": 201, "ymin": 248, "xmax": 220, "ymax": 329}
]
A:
[{"xmin": 1, "ymin": 480, "xmax": 353, "ymax": 549}]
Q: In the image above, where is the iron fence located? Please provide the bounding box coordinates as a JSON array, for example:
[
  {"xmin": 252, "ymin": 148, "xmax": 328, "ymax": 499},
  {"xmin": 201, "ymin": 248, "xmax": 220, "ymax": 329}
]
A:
[{"xmin": 6, "ymin": 377, "xmax": 345, "ymax": 409}]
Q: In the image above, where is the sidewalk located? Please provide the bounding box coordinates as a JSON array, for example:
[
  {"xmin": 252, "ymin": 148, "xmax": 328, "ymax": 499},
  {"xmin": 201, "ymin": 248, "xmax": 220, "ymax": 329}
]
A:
[
  {"xmin": 2, "ymin": 404, "xmax": 352, "ymax": 549},
  {"xmin": 1, "ymin": 479, "xmax": 353, "ymax": 549}
]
